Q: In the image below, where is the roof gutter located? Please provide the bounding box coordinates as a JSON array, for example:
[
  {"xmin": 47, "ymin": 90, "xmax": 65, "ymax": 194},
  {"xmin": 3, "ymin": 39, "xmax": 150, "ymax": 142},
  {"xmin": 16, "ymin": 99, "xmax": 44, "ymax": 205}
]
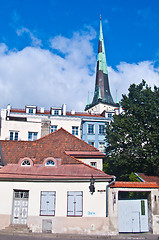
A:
[
  {"xmin": 134, "ymin": 173, "xmax": 145, "ymax": 182},
  {"xmin": 106, "ymin": 176, "xmax": 116, "ymax": 217}
]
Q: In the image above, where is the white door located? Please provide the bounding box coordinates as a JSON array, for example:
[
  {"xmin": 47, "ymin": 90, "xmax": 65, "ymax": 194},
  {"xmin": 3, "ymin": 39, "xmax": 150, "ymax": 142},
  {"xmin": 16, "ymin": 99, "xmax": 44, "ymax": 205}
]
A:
[
  {"xmin": 132, "ymin": 212, "xmax": 140, "ymax": 232},
  {"xmin": 12, "ymin": 190, "xmax": 29, "ymax": 225},
  {"xmin": 118, "ymin": 199, "xmax": 149, "ymax": 233}
]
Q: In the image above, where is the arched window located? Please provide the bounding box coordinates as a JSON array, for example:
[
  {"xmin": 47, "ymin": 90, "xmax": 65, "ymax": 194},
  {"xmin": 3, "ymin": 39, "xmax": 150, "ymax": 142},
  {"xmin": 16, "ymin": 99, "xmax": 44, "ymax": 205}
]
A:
[
  {"xmin": 21, "ymin": 159, "xmax": 31, "ymax": 166},
  {"xmin": 45, "ymin": 159, "xmax": 55, "ymax": 166}
]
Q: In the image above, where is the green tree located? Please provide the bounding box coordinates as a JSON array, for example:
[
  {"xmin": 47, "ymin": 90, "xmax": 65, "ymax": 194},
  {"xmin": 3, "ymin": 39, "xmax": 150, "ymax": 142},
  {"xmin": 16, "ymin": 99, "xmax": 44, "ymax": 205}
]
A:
[{"xmin": 104, "ymin": 80, "xmax": 159, "ymax": 180}]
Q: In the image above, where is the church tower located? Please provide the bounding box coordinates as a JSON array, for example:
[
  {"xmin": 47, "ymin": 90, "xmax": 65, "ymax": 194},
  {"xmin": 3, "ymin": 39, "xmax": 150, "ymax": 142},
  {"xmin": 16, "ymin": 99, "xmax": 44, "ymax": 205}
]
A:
[{"xmin": 85, "ymin": 17, "xmax": 117, "ymax": 114}]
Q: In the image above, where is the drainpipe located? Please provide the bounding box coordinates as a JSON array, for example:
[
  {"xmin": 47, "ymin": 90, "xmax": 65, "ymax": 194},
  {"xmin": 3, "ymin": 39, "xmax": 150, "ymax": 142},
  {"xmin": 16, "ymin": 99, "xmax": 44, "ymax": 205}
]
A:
[{"xmin": 106, "ymin": 176, "xmax": 116, "ymax": 217}]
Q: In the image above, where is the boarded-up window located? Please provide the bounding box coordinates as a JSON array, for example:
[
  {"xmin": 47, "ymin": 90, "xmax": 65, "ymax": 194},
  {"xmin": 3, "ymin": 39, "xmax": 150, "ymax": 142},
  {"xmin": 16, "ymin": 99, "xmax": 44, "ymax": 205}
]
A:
[
  {"xmin": 67, "ymin": 191, "xmax": 83, "ymax": 216},
  {"xmin": 40, "ymin": 191, "xmax": 56, "ymax": 216}
]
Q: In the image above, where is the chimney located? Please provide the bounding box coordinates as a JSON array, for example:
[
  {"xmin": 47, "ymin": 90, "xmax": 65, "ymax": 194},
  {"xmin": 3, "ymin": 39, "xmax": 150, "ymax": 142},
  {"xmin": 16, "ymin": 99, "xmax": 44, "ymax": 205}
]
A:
[
  {"xmin": 40, "ymin": 107, "xmax": 45, "ymax": 113},
  {"xmin": 7, "ymin": 104, "xmax": 11, "ymax": 110},
  {"xmin": 71, "ymin": 110, "xmax": 75, "ymax": 115},
  {"xmin": 62, "ymin": 104, "xmax": 66, "ymax": 115}
]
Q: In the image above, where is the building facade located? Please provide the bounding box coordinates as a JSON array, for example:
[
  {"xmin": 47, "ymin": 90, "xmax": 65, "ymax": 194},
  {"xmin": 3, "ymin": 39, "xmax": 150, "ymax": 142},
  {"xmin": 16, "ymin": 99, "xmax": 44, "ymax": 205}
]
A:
[{"xmin": 0, "ymin": 104, "xmax": 112, "ymax": 152}]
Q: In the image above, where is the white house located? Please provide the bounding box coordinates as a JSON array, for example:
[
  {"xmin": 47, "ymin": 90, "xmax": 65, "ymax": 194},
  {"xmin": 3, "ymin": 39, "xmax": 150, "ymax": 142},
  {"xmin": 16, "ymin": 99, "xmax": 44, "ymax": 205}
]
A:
[{"xmin": 0, "ymin": 128, "xmax": 115, "ymax": 234}]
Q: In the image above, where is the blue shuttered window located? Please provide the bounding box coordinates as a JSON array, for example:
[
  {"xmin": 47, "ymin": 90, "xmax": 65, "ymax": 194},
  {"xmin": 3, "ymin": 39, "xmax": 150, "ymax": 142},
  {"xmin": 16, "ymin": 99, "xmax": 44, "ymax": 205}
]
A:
[
  {"xmin": 40, "ymin": 191, "xmax": 56, "ymax": 216},
  {"xmin": 67, "ymin": 191, "xmax": 83, "ymax": 216}
]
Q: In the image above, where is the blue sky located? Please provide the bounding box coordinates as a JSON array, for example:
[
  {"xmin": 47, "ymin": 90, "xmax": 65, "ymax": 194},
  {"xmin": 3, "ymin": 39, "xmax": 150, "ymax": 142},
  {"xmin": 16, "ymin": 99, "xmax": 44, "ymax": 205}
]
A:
[{"xmin": 0, "ymin": 0, "xmax": 159, "ymax": 111}]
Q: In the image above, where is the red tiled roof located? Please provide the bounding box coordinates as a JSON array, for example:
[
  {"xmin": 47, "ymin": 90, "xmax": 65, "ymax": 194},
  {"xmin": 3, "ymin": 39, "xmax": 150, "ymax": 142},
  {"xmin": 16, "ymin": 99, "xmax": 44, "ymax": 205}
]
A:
[
  {"xmin": 137, "ymin": 173, "xmax": 159, "ymax": 188},
  {"xmin": 0, "ymin": 162, "xmax": 111, "ymax": 180},
  {"xmin": 10, "ymin": 109, "xmax": 26, "ymax": 113},
  {"xmin": 10, "ymin": 108, "xmax": 105, "ymax": 118},
  {"xmin": 66, "ymin": 112, "xmax": 104, "ymax": 118},
  {"xmin": 65, "ymin": 151, "xmax": 105, "ymax": 158},
  {"xmin": 0, "ymin": 128, "xmax": 113, "ymax": 180},
  {"xmin": 110, "ymin": 181, "xmax": 158, "ymax": 189},
  {"xmin": 0, "ymin": 128, "xmax": 101, "ymax": 165}
]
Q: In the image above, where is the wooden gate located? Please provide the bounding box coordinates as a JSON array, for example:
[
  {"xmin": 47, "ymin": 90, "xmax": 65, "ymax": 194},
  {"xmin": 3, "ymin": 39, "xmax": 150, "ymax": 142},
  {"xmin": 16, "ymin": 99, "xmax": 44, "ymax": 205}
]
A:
[{"xmin": 12, "ymin": 190, "xmax": 29, "ymax": 225}]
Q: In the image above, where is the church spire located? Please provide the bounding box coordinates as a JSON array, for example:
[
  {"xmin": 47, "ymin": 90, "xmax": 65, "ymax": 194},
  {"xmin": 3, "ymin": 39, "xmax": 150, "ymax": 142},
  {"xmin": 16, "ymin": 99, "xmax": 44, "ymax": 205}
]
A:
[{"xmin": 85, "ymin": 17, "xmax": 115, "ymax": 111}]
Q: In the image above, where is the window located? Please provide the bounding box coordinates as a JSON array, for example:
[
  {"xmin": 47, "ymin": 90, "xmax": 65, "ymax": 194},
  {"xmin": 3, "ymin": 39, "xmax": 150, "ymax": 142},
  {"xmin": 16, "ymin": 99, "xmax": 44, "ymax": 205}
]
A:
[
  {"xmin": 67, "ymin": 191, "xmax": 83, "ymax": 216},
  {"xmin": 90, "ymin": 162, "xmax": 97, "ymax": 168},
  {"xmin": 40, "ymin": 191, "xmax": 56, "ymax": 216},
  {"xmin": 14, "ymin": 190, "xmax": 29, "ymax": 199},
  {"xmin": 21, "ymin": 159, "xmax": 31, "ymax": 166},
  {"xmin": 99, "ymin": 142, "xmax": 105, "ymax": 153},
  {"xmin": 54, "ymin": 110, "xmax": 59, "ymax": 115},
  {"xmin": 28, "ymin": 132, "xmax": 38, "ymax": 141},
  {"xmin": 50, "ymin": 125, "xmax": 57, "ymax": 133},
  {"xmin": 72, "ymin": 126, "xmax": 78, "ymax": 136},
  {"xmin": 10, "ymin": 131, "xmax": 18, "ymax": 141},
  {"xmin": 28, "ymin": 108, "xmax": 33, "ymax": 114},
  {"xmin": 88, "ymin": 124, "xmax": 94, "ymax": 134},
  {"xmin": 45, "ymin": 160, "xmax": 55, "ymax": 166},
  {"xmin": 88, "ymin": 141, "xmax": 94, "ymax": 147},
  {"xmin": 99, "ymin": 125, "xmax": 105, "ymax": 135},
  {"xmin": 108, "ymin": 113, "xmax": 112, "ymax": 118}
]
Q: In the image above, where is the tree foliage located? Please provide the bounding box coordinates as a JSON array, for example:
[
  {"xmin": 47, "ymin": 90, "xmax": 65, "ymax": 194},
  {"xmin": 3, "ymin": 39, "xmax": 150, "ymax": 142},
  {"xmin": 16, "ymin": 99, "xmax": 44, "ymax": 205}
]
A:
[{"xmin": 104, "ymin": 80, "xmax": 159, "ymax": 180}]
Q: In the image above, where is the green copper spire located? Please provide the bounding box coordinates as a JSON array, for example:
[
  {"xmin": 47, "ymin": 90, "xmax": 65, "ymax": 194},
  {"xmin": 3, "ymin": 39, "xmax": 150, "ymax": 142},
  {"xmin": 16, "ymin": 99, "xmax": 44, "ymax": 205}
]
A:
[
  {"xmin": 85, "ymin": 16, "xmax": 115, "ymax": 111},
  {"xmin": 97, "ymin": 18, "xmax": 108, "ymax": 74}
]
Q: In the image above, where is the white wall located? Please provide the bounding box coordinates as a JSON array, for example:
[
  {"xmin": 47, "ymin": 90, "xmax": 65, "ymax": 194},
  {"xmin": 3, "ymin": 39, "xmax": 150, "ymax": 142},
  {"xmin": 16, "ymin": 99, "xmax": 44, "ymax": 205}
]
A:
[
  {"xmin": 78, "ymin": 158, "xmax": 103, "ymax": 171},
  {"xmin": 86, "ymin": 103, "xmax": 116, "ymax": 115},
  {"xmin": 0, "ymin": 109, "xmax": 81, "ymax": 140},
  {"xmin": 0, "ymin": 180, "xmax": 110, "ymax": 234}
]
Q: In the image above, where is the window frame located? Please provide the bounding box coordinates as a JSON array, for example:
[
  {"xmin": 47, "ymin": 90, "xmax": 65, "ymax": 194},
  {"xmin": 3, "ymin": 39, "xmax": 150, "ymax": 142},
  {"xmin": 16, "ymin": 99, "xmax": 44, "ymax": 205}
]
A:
[
  {"xmin": 54, "ymin": 110, "xmax": 59, "ymax": 115},
  {"xmin": 67, "ymin": 191, "xmax": 83, "ymax": 217},
  {"xmin": 108, "ymin": 113, "xmax": 112, "ymax": 118},
  {"xmin": 40, "ymin": 191, "xmax": 56, "ymax": 216},
  {"xmin": 28, "ymin": 132, "xmax": 38, "ymax": 141},
  {"xmin": 90, "ymin": 162, "xmax": 97, "ymax": 168},
  {"xmin": 87, "ymin": 124, "xmax": 94, "ymax": 134},
  {"xmin": 72, "ymin": 126, "xmax": 79, "ymax": 136},
  {"xmin": 21, "ymin": 159, "xmax": 31, "ymax": 166},
  {"xmin": 45, "ymin": 160, "xmax": 55, "ymax": 166},
  {"xmin": 9, "ymin": 131, "xmax": 19, "ymax": 141},
  {"xmin": 50, "ymin": 125, "xmax": 57, "ymax": 133},
  {"xmin": 99, "ymin": 125, "xmax": 105, "ymax": 135},
  {"xmin": 28, "ymin": 108, "xmax": 34, "ymax": 114}
]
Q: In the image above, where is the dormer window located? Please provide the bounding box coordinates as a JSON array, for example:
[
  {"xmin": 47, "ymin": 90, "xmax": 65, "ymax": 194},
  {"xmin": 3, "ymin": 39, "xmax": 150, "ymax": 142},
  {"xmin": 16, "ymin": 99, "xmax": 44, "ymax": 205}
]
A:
[
  {"xmin": 21, "ymin": 159, "xmax": 31, "ymax": 166},
  {"xmin": 45, "ymin": 159, "xmax": 55, "ymax": 166},
  {"xmin": 51, "ymin": 107, "xmax": 62, "ymax": 116},
  {"xmin": 54, "ymin": 110, "xmax": 59, "ymax": 115},
  {"xmin": 28, "ymin": 108, "xmax": 33, "ymax": 114},
  {"xmin": 25, "ymin": 106, "xmax": 37, "ymax": 114}
]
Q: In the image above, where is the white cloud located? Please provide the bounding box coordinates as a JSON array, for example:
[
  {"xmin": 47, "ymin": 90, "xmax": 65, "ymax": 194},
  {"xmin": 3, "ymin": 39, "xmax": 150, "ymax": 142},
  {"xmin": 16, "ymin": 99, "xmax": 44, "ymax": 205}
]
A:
[
  {"xmin": 0, "ymin": 28, "xmax": 96, "ymax": 111},
  {"xmin": 109, "ymin": 61, "xmax": 159, "ymax": 102},
  {"xmin": 16, "ymin": 27, "xmax": 42, "ymax": 47},
  {"xmin": 0, "ymin": 27, "xmax": 159, "ymax": 112}
]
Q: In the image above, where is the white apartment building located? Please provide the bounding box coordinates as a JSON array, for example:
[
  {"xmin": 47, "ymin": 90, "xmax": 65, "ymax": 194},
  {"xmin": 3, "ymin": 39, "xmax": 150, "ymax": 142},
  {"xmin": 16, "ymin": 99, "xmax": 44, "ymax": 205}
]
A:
[{"xmin": 0, "ymin": 104, "xmax": 115, "ymax": 153}]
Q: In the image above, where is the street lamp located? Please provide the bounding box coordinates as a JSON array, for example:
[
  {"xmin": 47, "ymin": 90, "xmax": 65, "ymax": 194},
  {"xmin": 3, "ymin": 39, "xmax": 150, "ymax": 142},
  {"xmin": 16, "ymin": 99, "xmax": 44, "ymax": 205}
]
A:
[{"xmin": 89, "ymin": 175, "xmax": 95, "ymax": 195}]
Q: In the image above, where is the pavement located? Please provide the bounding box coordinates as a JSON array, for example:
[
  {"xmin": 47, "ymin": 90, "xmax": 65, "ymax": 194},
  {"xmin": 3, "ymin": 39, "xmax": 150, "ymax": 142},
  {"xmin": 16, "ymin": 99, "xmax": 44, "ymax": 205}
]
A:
[{"xmin": 0, "ymin": 231, "xmax": 159, "ymax": 240}]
